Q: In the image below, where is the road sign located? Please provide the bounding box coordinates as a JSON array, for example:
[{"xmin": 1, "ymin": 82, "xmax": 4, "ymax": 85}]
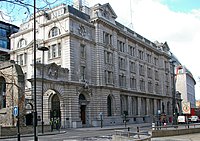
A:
[
  {"xmin": 13, "ymin": 106, "xmax": 18, "ymax": 117},
  {"xmin": 182, "ymin": 102, "xmax": 191, "ymax": 114}
]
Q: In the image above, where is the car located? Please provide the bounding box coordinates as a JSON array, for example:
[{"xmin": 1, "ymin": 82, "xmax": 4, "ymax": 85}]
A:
[{"xmin": 190, "ymin": 116, "xmax": 200, "ymax": 122}]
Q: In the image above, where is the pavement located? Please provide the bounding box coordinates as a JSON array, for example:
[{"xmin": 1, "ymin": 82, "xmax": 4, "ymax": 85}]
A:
[{"xmin": 1, "ymin": 123, "xmax": 200, "ymax": 141}]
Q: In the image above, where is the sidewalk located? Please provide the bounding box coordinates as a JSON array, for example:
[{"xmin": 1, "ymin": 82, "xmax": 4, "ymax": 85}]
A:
[{"xmin": 74, "ymin": 123, "xmax": 152, "ymax": 131}]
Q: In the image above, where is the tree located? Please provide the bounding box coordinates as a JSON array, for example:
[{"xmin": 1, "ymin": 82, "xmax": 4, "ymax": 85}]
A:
[{"xmin": 0, "ymin": 0, "xmax": 68, "ymax": 23}]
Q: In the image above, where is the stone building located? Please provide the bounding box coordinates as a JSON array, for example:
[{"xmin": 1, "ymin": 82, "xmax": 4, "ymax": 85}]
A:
[
  {"xmin": 9, "ymin": 2, "xmax": 177, "ymax": 128},
  {"xmin": 0, "ymin": 60, "xmax": 25, "ymax": 127}
]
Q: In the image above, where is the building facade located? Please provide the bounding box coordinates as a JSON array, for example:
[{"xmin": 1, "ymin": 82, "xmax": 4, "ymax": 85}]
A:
[
  {"xmin": 176, "ymin": 65, "xmax": 196, "ymax": 108},
  {"xmin": 0, "ymin": 60, "xmax": 25, "ymax": 127},
  {"xmin": 0, "ymin": 21, "xmax": 19, "ymax": 61},
  {"xmin": 9, "ymin": 3, "xmax": 177, "ymax": 128}
]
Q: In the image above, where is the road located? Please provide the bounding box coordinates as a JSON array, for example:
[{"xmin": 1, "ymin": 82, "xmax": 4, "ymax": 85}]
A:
[
  {"xmin": 1, "ymin": 124, "xmax": 200, "ymax": 141},
  {"xmin": 0, "ymin": 126, "xmax": 150, "ymax": 141}
]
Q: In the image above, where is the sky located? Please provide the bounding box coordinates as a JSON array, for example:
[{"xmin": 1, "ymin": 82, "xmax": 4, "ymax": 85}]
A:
[
  {"xmin": 1, "ymin": 0, "xmax": 200, "ymax": 99},
  {"xmin": 87, "ymin": 0, "xmax": 200, "ymax": 100}
]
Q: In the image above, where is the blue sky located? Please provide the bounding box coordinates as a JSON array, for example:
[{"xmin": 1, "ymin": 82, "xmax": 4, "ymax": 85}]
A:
[{"xmin": 161, "ymin": 0, "xmax": 200, "ymax": 12}]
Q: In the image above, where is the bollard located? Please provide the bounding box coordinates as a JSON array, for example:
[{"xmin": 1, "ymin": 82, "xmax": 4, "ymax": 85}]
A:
[{"xmin": 152, "ymin": 123, "xmax": 155, "ymax": 130}]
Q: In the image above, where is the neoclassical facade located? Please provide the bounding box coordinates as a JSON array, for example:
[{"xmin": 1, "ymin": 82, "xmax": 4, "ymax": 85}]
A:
[{"xmin": 8, "ymin": 3, "xmax": 178, "ymax": 128}]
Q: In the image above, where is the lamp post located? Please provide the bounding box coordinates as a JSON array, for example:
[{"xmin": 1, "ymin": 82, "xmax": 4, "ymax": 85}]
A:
[
  {"xmin": 38, "ymin": 46, "xmax": 49, "ymax": 134},
  {"xmin": 33, "ymin": 0, "xmax": 38, "ymax": 140},
  {"xmin": 171, "ymin": 60, "xmax": 177, "ymax": 125}
]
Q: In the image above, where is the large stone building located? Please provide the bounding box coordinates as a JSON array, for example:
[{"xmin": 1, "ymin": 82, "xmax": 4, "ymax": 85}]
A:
[{"xmin": 8, "ymin": 2, "xmax": 179, "ymax": 128}]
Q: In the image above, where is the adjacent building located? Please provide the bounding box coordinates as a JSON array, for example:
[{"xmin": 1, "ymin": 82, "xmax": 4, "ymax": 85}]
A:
[
  {"xmin": 0, "ymin": 21, "xmax": 19, "ymax": 61},
  {"xmin": 176, "ymin": 65, "xmax": 196, "ymax": 108},
  {"xmin": 7, "ymin": 2, "xmax": 177, "ymax": 128}
]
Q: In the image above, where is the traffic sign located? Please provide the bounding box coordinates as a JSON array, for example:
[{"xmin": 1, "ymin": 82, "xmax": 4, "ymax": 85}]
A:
[
  {"xmin": 182, "ymin": 102, "xmax": 191, "ymax": 114},
  {"xmin": 13, "ymin": 106, "xmax": 18, "ymax": 117}
]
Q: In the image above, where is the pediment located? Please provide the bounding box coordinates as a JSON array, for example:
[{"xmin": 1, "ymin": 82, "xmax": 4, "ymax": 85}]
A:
[{"xmin": 93, "ymin": 3, "xmax": 117, "ymax": 20}]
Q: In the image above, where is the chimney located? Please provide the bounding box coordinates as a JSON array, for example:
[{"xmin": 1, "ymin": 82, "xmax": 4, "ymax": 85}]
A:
[{"xmin": 74, "ymin": 0, "xmax": 83, "ymax": 11}]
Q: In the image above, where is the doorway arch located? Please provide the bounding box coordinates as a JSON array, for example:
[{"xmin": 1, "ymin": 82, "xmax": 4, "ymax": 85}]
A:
[
  {"xmin": 79, "ymin": 94, "xmax": 86, "ymax": 125},
  {"xmin": 50, "ymin": 94, "xmax": 61, "ymax": 128}
]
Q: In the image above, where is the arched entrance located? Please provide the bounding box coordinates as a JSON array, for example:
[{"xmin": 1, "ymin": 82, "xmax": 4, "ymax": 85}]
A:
[
  {"xmin": 79, "ymin": 94, "xmax": 87, "ymax": 125},
  {"xmin": 50, "ymin": 94, "xmax": 61, "ymax": 129}
]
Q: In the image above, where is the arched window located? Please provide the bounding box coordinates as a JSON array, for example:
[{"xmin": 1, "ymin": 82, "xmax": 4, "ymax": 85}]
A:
[
  {"xmin": 0, "ymin": 77, "xmax": 6, "ymax": 109},
  {"xmin": 107, "ymin": 95, "xmax": 112, "ymax": 116},
  {"xmin": 49, "ymin": 27, "xmax": 60, "ymax": 38},
  {"xmin": 17, "ymin": 38, "xmax": 27, "ymax": 48},
  {"xmin": 79, "ymin": 94, "xmax": 86, "ymax": 101}
]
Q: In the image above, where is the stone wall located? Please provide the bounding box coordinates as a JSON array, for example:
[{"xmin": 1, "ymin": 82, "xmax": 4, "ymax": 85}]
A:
[
  {"xmin": 152, "ymin": 127, "xmax": 200, "ymax": 137},
  {"xmin": 0, "ymin": 125, "xmax": 51, "ymax": 137}
]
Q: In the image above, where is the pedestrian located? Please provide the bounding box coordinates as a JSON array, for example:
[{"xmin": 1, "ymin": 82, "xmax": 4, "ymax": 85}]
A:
[
  {"xmin": 56, "ymin": 118, "xmax": 60, "ymax": 131},
  {"xmin": 50, "ymin": 118, "xmax": 53, "ymax": 132}
]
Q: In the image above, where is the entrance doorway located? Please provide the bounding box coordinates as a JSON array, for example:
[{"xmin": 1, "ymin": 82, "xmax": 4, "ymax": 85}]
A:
[
  {"xmin": 50, "ymin": 94, "xmax": 61, "ymax": 129},
  {"xmin": 80, "ymin": 105, "xmax": 86, "ymax": 124},
  {"xmin": 79, "ymin": 94, "xmax": 87, "ymax": 125},
  {"xmin": 26, "ymin": 113, "xmax": 33, "ymax": 125}
]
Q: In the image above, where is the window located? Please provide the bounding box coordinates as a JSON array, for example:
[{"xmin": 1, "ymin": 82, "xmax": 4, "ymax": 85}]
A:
[
  {"xmin": 58, "ymin": 43, "xmax": 61, "ymax": 57},
  {"xmin": 155, "ymin": 82, "xmax": 159, "ymax": 94},
  {"xmin": 130, "ymin": 61, "xmax": 136, "ymax": 73},
  {"xmin": 166, "ymin": 85, "xmax": 169, "ymax": 95},
  {"xmin": 107, "ymin": 95, "xmax": 112, "ymax": 116},
  {"xmin": 139, "ymin": 64, "xmax": 145, "ymax": 76},
  {"xmin": 0, "ymin": 28, "xmax": 7, "ymax": 37},
  {"xmin": 147, "ymin": 53, "xmax": 151, "ymax": 63},
  {"xmin": 104, "ymin": 51, "xmax": 113, "ymax": 64},
  {"xmin": 148, "ymin": 81, "xmax": 153, "ymax": 93},
  {"xmin": 130, "ymin": 76, "xmax": 136, "ymax": 90},
  {"xmin": 103, "ymin": 31, "xmax": 112, "ymax": 45},
  {"xmin": 140, "ymin": 79, "xmax": 145, "ymax": 91},
  {"xmin": 147, "ymin": 67, "xmax": 152, "ymax": 78},
  {"xmin": 0, "ymin": 77, "xmax": 6, "ymax": 109},
  {"xmin": 128, "ymin": 45, "xmax": 135, "ymax": 56},
  {"xmin": 138, "ymin": 50, "xmax": 144, "ymax": 60},
  {"xmin": 155, "ymin": 70, "xmax": 159, "ymax": 80},
  {"xmin": 105, "ymin": 70, "xmax": 113, "ymax": 84},
  {"xmin": 119, "ymin": 57, "xmax": 125, "ymax": 70},
  {"xmin": 117, "ymin": 40, "xmax": 125, "ymax": 52},
  {"xmin": 49, "ymin": 27, "xmax": 60, "ymax": 38},
  {"xmin": 0, "ymin": 40, "xmax": 7, "ymax": 49},
  {"xmin": 119, "ymin": 73, "xmax": 126, "ymax": 88},
  {"xmin": 48, "ymin": 43, "xmax": 61, "ymax": 59},
  {"xmin": 52, "ymin": 44, "xmax": 56, "ymax": 58},
  {"xmin": 18, "ymin": 38, "xmax": 27, "ymax": 48},
  {"xmin": 80, "ymin": 66, "xmax": 86, "ymax": 81},
  {"xmin": 17, "ymin": 53, "xmax": 27, "ymax": 65},
  {"xmin": 154, "ymin": 57, "xmax": 158, "ymax": 66},
  {"xmin": 80, "ymin": 44, "xmax": 86, "ymax": 58}
]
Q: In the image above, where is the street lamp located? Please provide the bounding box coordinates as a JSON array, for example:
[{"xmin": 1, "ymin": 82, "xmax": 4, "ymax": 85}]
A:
[
  {"xmin": 170, "ymin": 60, "xmax": 177, "ymax": 125},
  {"xmin": 38, "ymin": 46, "xmax": 49, "ymax": 134},
  {"xmin": 33, "ymin": 0, "xmax": 38, "ymax": 140}
]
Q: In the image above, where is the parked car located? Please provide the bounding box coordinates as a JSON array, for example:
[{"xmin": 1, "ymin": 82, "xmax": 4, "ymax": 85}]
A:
[{"xmin": 190, "ymin": 116, "xmax": 200, "ymax": 122}]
